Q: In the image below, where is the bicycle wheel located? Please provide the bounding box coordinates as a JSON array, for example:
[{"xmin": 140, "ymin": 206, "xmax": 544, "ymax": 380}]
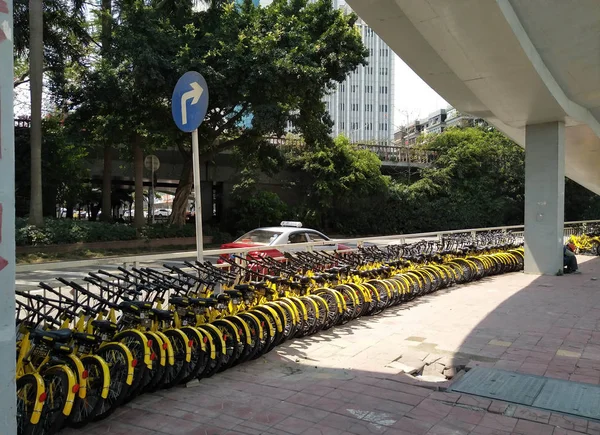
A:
[
  {"xmin": 141, "ymin": 332, "xmax": 166, "ymax": 393},
  {"xmin": 161, "ymin": 329, "xmax": 191, "ymax": 388},
  {"xmin": 16, "ymin": 373, "xmax": 44, "ymax": 435},
  {"xmin": 93, "ymin": 343, "xmax": 132, "ymax": 421},
  {"xmin": 245, "ymin": 311, "xmax": 273, "ymax": 359},
  {"xmin": 66, "ymin": 355, "xmax": 109, "ymax": 428},
  {"xmin": 236, "ymin": 313, "xmax": 262, "ymax": 362},
  {"xmin": 115, "ymin": 331, "xmax": 148, "ymax": 402},
  {"xmin": 293, "ymin": 297, "xmax": 316, "ymax": 337},
  {"xmin": 312, "ymin": 289, "xmax": 342, "ymax": 329},
  {"xmin": 196, "ymin": 325, "xmax": 222, "ymax": 378},
  {"xmin": 212, "ymin": 319, "xmax": 242, "ymax": 371},
  {"xmin": 39, "ymin": 365, "xmax": 76, "ymax": 434},
  {"xmin": 252, "ymin": 306, "xmax": 283, "ymax": 352},
  {"xmin": 179, "ymin": 327, "xmax": 208, "ymax": 383},
  {"xmin": 225, "ymin": 316, "xmax": 253, "ymax": 365}
]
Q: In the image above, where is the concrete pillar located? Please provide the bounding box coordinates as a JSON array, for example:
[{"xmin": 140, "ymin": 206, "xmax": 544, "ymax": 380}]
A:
[
  {"xmin": 0, "ymin": 0, "xmax": 17, "ymax": 431},
  {"xmin": 524, "ymin": 122, "xmax": 565, "ymax": 275}
]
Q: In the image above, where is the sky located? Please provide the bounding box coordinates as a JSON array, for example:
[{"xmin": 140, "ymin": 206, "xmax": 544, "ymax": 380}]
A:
[{"xmin": 393, "ymin": 56, "xmax": 449, "ymax": 128}]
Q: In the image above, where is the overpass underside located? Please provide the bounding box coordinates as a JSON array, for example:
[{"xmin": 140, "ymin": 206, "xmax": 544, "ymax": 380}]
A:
[{"xmin": 346, "ymin": 0, "xmax": 600, "ymax": 275}]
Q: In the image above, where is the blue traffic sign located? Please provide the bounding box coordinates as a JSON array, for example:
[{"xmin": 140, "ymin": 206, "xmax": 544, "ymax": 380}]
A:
[{"xmin": 171, "ymin": 71, "xmax": 209, "ymax": 133}]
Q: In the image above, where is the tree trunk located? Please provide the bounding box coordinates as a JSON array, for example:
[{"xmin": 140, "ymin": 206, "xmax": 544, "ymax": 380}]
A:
[
  {"xmin": 28, "ymin": 0, "xmax": 44, "ymax": 227},
  {"xmin": 133, "ymin": 140, "xmax": 145, "ymax": 228},
  {"xmin": 169, "ymin": 158, "xmax": 193, "ymax": 226},
  {"xmin": 99, "ymin": 0, "xmax": 112, "ymax": 222},
  {"xmin": 100, "ymin": 145, "xmax": 112, "ymax": 221}
]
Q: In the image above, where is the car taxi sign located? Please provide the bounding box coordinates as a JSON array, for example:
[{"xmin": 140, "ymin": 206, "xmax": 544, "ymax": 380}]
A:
[{"xmin": 280, "ymin": 221, "xmax": 303, "ymax": 228}]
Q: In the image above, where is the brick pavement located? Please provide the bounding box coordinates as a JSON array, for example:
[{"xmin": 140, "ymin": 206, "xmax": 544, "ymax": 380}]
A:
[{"xmin": 61, "ymin": 256, "xmax": 600, "ymax": 435}]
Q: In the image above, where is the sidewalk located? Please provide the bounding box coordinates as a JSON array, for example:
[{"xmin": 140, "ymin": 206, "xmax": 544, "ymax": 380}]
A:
[{"xmin": 61, "ymin": 256, "xmax": 600, "ymax": 435}]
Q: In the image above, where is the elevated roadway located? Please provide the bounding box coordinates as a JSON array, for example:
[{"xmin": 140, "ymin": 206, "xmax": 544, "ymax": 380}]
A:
[{"xmin": 346, "ymin": 0, "xmax": 600, "ymax": 274}]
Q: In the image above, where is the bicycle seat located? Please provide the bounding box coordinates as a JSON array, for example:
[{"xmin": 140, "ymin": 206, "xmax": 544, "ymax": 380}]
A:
[
  {"xmin": 118, "ymin": 300, "xmax": 152, "ymax": 314},
  {"xmin": 31, "ymin": 328, "xmax": 72, "ymax": 343},
  {"xmin": 72, "ymin": 331, "xmax": 98, "ymax": 344},
  {"xmin": 234, "ymin": 284, "xmax": 251, "ymax": 292},
  {"xmin": 169, "ymin": 296, "xmax": 190, "ymax": 307},
  {"xmin": 225, "ymin": 290, "xmax": 243, "ymax": 298},
  {"xmin": 194, "ymin": 297, "xmax": 218, "ymax": 307},
  {"xmin": 312, "ymin": 274, "xmax": 324, "ymax": 282},
  {"xmin": 216, "ymin": 293, "xmax": 230, "ymax": 302},
  {"xmin": 249, "ymin": 280, "xmax": 266, "ymax": 288},
  {"xmin": 91, "ymin": 320, "xmax": 118, "ymax": 333},
  {"xmin": 151, "ymin": 308, "xmax": 173, "ymax": 322}
]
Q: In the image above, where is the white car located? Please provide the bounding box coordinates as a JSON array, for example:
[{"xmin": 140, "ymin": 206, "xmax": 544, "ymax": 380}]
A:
[
  {"xmin": 217, "ymin": 221, "xmax": 350, "ymax": 262},
  {"xmin": 154, "ymin": 208, "xmax": 171, "ymax": 217}
]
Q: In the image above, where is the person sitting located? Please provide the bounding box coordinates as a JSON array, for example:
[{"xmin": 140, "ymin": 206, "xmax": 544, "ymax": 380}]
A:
[{"xmin": 564, "ymin": 242, "xmax": 580, "ymax": 274}]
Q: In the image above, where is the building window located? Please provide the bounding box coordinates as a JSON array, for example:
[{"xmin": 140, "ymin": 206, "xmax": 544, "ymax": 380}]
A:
[
  {"xmin": 340, "ymin": 84, "xmax": 345, "ymax": 92},
  {"xmin": 380, "ymin": 104, "xmax": 388, "ymax": 112},
  {"xmin": 339, "ymin": 103, "xmax": 345, "ymax": 111},
  {"xmin": 340, "ymin": 121, "xmax": 345, "ymax": 129},
  {"xmin": 379, "ymin": 86, "xmax": 388, "ymax": 94},
  {"xmin": 351, "ymin": 85, "xmax": 358, "ymax": 92}
]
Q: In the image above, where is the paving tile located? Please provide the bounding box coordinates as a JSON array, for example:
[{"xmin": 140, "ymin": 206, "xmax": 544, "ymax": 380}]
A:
[
  {"xmin": 429, "ymin": 391, "xmax": 462, "ymax": 404},
  {"xmin": 456, "ymin": 395, "xmax": 492, "ymax": 410},
  {"xmin": 479, "ymin": 413, "xmax": 518, "ymax": 432},
  {"xmin": 391, "ymin": 416, "xmax": 436, "ymax": 435},
  {"xmin": 549, "ymin": 413, "xmax": 588, "ymax": 433},
  {"xmin": 512, "ymin": 406, "xmax": 551, "ymax": 424},
  {"xmin": 513, "ymin": 419, "xmax": 555, "ymax": 435},
  {"xmin": 487, "ymin": 401, "xmax": 509, "ymax": 415},
  {"xmin": 272, "ymin": 416, "xmax": 316, "ymax": 434}
]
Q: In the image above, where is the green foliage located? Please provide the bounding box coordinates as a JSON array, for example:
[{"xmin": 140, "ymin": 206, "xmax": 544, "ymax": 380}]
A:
[
  {"xmin": 16, "ymin": 218, "xmax": 137, "ymax": 246},
  {"xmin": 228, "ymin": 188, "xmax": 289, "ymax": 233},
  {"xmin": 139, "ymin": 224, "xmax": 195, "ymax": 240},
  {"xmin": 287, "ymin": 135, "xmax": 390, "ymax": 228},
  {"xmin": 15, "ymin": 115, "xmax": 92, "ymax": 217},
  {"xmin": 15, "ymin": 218, "xmax": 233, "ymax": 246}
]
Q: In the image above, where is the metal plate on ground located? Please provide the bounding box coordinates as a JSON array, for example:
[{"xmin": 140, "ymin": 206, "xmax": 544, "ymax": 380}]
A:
[
  {"xmin": 449, "ymin": 367, "xmax": 600, "ymax": 420},
  {"xmin": 449, "ymin": 367, "xmax": 546, "ymax": 405},
  {"xmin": 534, "ymin": 378, "xmax": 600, "ymax": 420}
]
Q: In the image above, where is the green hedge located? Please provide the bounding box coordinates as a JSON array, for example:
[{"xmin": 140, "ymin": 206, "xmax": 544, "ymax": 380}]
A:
[{"xmin": 16, "ymin": 218, "xmax": 232, "ymax": 247}]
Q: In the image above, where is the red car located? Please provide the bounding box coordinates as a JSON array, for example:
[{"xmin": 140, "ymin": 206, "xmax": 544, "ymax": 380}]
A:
[{"xmin": 217, "ymin": 222, "xmax": 350, "ymax": 264}]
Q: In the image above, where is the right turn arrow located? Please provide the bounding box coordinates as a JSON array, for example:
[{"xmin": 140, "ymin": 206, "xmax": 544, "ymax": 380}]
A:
[{"xmin": 181, "ymin": 82, "xmax": 204, "ymax": 125}]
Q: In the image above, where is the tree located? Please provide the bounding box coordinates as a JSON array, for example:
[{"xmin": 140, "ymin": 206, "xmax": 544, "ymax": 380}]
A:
[
  {"xmin": 406, "ymin": 127, "xmax": 525, "ymax": 231},
  {"xmin": 28, "ymin": 0, "xmax": 44, "ymax": 226},
  {"xmin": 85, "ymin": 0, "xmax": 368, "ymax": 225},
  {"xmin": 13, "ymin": 0, "xmax": 89, "ymax": 226},
  {"xmin": 287, "ymin": 135, "xmax": 390, "ymax": 229}
]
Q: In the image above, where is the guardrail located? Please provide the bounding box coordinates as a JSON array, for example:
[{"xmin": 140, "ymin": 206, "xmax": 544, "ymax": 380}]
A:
[
  {"xmin": 16, "ymin": 219, "xmax": 600, "ymax": 273},
  {"xmin": 353, "ymin": 144, "xmax": 437, "ymax": 165}
]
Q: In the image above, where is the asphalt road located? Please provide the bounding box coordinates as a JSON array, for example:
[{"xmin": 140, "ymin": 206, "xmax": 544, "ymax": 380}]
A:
[{"xmin": 16, "ymin": 237, "xmax": 431, "ymax": 291}]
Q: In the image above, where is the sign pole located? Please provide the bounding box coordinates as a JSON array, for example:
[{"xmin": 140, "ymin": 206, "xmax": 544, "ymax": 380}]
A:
[
  {"xmin": 0, "ymin": 0, "xmax": 17, "ymax": 430},
  {"xmin": 150, "ymin": 167, "xmax": 155, "ymax": 224},
  {"xmin": 171, "ymin": 70, "xmax": 208, "ymax": 263},
  {"xmin": 191, "ymin": 129, "xmax": 204, "ymax": 263}
]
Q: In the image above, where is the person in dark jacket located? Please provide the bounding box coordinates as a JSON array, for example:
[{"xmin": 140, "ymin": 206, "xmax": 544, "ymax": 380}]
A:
[{"xmin": 564, "ymin": 242, "xmax": 580, "ymax": 274}]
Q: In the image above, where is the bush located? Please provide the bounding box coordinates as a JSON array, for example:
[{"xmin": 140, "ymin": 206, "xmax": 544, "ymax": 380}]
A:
[
  {"xmin": 139, "ymin": 224, "xmax": 195, "ymax": 240},
  {"xmin": 16, "ymin": 219, "xmax": 206, "ymax": 246}
]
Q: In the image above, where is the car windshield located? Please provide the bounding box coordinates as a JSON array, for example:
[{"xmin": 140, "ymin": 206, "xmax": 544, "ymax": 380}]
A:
[{"xmin": 234, "ymin": 230, "xmax": 282, "ymax": 245}]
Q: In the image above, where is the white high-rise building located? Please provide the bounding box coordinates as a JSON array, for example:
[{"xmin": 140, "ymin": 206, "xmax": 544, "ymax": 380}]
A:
[{"xmin": 323, "ymin": 1, "xmax": 394, "ymax": 144}]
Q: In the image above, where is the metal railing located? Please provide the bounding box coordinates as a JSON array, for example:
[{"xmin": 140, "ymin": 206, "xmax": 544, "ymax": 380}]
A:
[
  {"xmin": 16, "ymin": 219, "xmax": 600, "ymax": 274},
  {"xmin": 353, "ymin": 144, "xmax": 437, "ymax": 165},
  {"xmin": 15, "ymin": 219, "xmax": 600, "ymax": 300}
]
